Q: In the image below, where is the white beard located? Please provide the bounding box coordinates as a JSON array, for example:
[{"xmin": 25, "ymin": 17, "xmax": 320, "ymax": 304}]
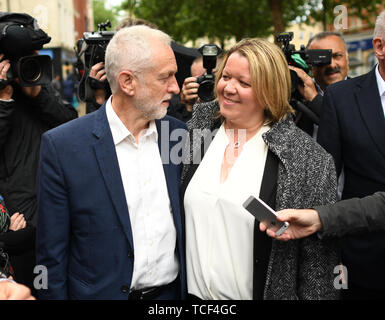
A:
[{"xmin": 134, "ymin": 89, "xmax": 168, "ymax": 120}]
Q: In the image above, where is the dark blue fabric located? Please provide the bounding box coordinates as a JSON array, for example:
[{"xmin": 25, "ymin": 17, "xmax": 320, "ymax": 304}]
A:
[{"xmin": 317, "ymin": 68, "xmax": 385, "ymax": 291}]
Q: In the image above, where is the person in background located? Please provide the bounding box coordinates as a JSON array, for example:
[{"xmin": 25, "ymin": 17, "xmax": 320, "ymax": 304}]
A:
[
  {"xmin": 290, "ymin": 32, "xmax": 349, "ymax": 138},
  {"xmin": 169, "ymin": 55, "xmax": 222, "ymax": 123},
  {"xmin": 62, "ymin": 71, "xmax": 77, "ymax": 105},
  {"xmin": 259, "ymin": 192, "xmax": 385, "ymax": 240},
  {"xmin": 0, "ymin": 16, "xmax": 77, "ymax": 291},
  {"xmin": 1, "ymin": 195, "xmax": 30, "ymax": 267},
  {"xmin": 316, "ymin": 10, "xmax": 385, "ymax": 300}
]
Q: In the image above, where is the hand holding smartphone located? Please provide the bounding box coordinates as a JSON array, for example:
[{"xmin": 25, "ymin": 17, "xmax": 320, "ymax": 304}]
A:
[{"xmin": 243, "ymin": 195, "xmax": 289, "ymax": 236}]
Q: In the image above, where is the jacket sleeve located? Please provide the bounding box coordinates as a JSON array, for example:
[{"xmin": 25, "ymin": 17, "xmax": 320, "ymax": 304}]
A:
[
  {"xmin": 297, "ymin": 153, "xmax": 340, "ymax": 300},
  {"xmin": 0, "ymin": 226, "xmax": 35, "ymax": 255},
  {"xmin": 30, "ymin": 84, "xmax": 78, "ymax": 129},
  {"xmin": 316, "ymin": 192, "xmax": 385, "ymax": 238},
  {"xmin": 0, "ymin": 100, "xmax": 15, "ymax": 149},
  {"xmin": 36, "ymin": 132, "xmax": 70, "ymax": 300},
  {"xmin": 317, "ymin": 89, "xmax": 342, "ymax": 175},
  {"xmin": 307, "ymin": 94, "xmax": 323, "ymax": 119}
]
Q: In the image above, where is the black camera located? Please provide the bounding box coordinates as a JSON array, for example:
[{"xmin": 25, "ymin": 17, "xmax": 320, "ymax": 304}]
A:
[
  {"xmin": 3, "ymin": 55, "xmax": 52, "ymax": 89},
  {"xmin": 82, "ymin": 20, "xmax": 115, "ymax": 68},
  {"xmin": 276, "ymin": 32, "xmax": 332, "ymax": 92},
  {"xmin": 75, "ymin": 20, "xmax": 115, "ymax": 102},
  {"xmin": 0, "ymin": 13, "xmax": 52, "ymax": 89},
  {"xmin": 196, "ymin": 44, "xmax": 222, "ymax": 102},
  {"xmin": 276, "ymin": 32, "xmax": 332, "ymax": 124}
]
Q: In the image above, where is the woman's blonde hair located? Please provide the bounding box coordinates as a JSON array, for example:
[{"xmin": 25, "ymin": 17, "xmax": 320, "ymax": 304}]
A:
[{"xmin": 214, "ymin": 38, "xmax": 294, "ymax": 125}]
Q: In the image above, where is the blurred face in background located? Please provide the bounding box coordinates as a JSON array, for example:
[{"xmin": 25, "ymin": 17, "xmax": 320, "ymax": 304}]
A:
[
  {"xmin": 308, "ymin": 35, "xmax": 349, "ymax": 91},
  {"xmin": 191, "ymin": 58, "xmax": 206, "ymax": 78}
]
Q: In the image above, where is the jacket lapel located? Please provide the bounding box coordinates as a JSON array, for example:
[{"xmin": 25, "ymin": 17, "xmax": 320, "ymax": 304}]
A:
[
  {"xmin": 92, "ymin": 105, "xmax": 134, "ymax": 249},
  {"xmin": 259, "ymin": 150, "xmax": 278, "ymax": 209},
  {"xmin": 355, "ymin": 68, "xmax": 385, "ymax": 161}
]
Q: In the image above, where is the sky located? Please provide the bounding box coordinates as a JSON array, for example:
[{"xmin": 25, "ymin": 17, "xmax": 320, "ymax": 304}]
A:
[{"xmin": 105, "ymin": 0, "xmax": 125, "ymax": 9}]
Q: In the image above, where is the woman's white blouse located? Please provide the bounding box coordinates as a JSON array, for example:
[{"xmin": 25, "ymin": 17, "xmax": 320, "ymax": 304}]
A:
[{"xmin": 184, "ymin": 123, "xmax": 270, "ymax": 300}]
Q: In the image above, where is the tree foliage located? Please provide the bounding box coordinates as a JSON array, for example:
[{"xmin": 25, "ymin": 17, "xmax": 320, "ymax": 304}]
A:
[
  {"xmin": 305, "ymin": 0, "xmax": 383, "ymax": 31},
  {"xmin": 93, "ymin": 0, "xmax": 119, "ymax": 31},
  {"xmin": 119, "ymin": 0, "xmax": 384, "ymax": 48},
  {"xmin": 121, "ymin": 0, "xmax": 309, "ymax": 48}
]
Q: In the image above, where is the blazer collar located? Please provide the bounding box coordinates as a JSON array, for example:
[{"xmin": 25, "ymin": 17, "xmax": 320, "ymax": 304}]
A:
[
  {"xmin": 355, "ymin": 68, "xmax": 385, "ymax": 161},
  {"xmin": 92, "ymin": 104, "xmax": 134, "ymax": 248}
]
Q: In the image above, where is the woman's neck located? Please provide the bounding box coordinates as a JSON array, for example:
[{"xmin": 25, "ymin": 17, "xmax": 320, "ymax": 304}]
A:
[{"xmin": 224, "ymin": 118, "xmax": 265, "ymax": 140}]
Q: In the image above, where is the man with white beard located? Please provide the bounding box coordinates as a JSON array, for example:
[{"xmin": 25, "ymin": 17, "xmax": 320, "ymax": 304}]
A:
[{"xmin": 36, "ymin": 26, "xmax": 187, "ymax": 300}]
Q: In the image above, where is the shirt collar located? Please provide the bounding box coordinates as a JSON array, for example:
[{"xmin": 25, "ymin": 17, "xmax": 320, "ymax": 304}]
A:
[
  {"xmin": 106, "ymin": 96, "xmax": 158, "ymax": 146},
  {"xmin": 375, "ymin": 64, "xmax": 385, "ymax": 98},
  {"xmin": 313, "ymin": 76, "xmax": 348, "ymax": 96},
  {"xmin": 313, "ymin": 80, "xmax": 324, "ymax": 96}
]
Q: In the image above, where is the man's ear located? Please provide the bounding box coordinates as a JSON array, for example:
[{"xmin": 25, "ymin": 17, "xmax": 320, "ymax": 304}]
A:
[
  {"xmin": 117, "ymin": 70, "xmax": 136, "ymax": 96},
  {"xmin": 373, "ymin": 37, "xmax": 385, "ymax": 61}
]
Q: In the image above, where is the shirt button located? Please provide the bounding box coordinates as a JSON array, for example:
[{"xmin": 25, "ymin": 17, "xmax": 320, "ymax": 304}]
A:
[
  {"xmin": 121, "ymin": 285, "xmax": 129, "ymax": 293},
  {"xmin": 255, "ymin": 259, "xmax": 259, "ymax": 265}
]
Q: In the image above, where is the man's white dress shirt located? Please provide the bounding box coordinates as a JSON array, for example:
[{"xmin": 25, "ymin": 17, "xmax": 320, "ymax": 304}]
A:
[{"xmin": 106, "ymin": 97, "xmax": 178, "ymax": 290}]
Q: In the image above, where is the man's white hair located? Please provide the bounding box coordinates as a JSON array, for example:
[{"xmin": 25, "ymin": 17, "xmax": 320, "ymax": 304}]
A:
[
  {"xmin": 105, "ymin": 25, "xmax": 172, "ymax": 93},
  {"xmin": 374, "ymin": 10, "xmax": 385, "ymax": 39}
]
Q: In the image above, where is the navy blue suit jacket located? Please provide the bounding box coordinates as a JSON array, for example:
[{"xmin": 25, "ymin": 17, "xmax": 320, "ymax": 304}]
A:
[
  {"xmin": 317, "ymin": 67, "xmax": 385, "ymax": 289},
  {"xmin": 36, "ymin": 104, "xmax": 187, "ymax": 299}
]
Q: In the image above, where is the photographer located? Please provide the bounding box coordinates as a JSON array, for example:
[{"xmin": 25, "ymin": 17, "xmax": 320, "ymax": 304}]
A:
[
  {"xmin": 179, "ymin": 56, "xmax": 206, "ymax": 114},
  {"xmin": 291, "ymin": 32, "xmax": 349, "ymax": 137},
  {"xmin": 1, "ymin": 193, "xmax": 31, "ymax": 288},
  {"xmin": 0, "ymin": 14, "xmax": 77, "ymax": 291},
  {"xmin": 186, "ymin": 46, "xmax": 222, "ymax": 105}
]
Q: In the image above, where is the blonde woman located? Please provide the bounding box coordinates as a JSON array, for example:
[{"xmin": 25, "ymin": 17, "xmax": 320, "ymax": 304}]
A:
[{"xmin": 181, "ymin": 38, "xmax": 340, "ymax": 300}]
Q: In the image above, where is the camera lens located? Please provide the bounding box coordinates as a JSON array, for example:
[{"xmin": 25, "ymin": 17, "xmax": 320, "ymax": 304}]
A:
[
  {"xmin": 20, "ymin": 57, "xmax": 42, "ymax": 83},
  {"xmin": 198, "ymin": 80, "xmax": 215, "ymax": 102}
]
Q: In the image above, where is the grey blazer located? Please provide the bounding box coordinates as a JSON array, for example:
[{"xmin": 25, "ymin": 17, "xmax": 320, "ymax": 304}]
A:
[{"xmin": 181, "ymin": 101, "xmax": 340, "ymax": 300}]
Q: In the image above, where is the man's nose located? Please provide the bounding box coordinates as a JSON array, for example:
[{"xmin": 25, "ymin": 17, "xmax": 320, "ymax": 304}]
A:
[
  {"xmin": 169, "ymin": 76, "xmax": 180, "ymax": 94},
  {"xmin": 330, "ymin": 56, "xmax": 339, "ymax": 69}
]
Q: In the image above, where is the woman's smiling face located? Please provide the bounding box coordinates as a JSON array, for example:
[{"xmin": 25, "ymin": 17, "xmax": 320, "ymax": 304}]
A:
[{"xmin": 217, "ymin": 51, "xmax": 264, "ymax": 126}]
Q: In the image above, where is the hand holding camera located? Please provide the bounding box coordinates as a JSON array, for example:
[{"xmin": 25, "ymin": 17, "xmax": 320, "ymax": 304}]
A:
[
  {"xmin": 181, "ymin": 76, "xmax": 200, "ymax": 110},
  {"xmin": 89, "ymin": 62, "xmax": 107, "ymax": 105},
  {"xmin": 0, "ymin": 54, "xmax": 42, "ymax": 99},
  {"xmin": 288, "ymin": 65, "xmax": 318, "ymax": 102},
  {"xmin": 0, "ymin": 54, "xmax": 12, "ymax": 100},
  {"xmin": 89, "ymin": 62, "xmax": 107, "ymax": 82},
  {"xmin": 75, "ymin": 21, "xmax": 114, "ymax": 103},
  {"xmin": 0, "ymin": 13, "xmax": 53, "ymax": 100}
]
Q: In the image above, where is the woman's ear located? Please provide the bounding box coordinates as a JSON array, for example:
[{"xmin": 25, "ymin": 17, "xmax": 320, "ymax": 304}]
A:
[{"xmin": 117, "ymin": 70, "xmax": 136, "ymax": 96}]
